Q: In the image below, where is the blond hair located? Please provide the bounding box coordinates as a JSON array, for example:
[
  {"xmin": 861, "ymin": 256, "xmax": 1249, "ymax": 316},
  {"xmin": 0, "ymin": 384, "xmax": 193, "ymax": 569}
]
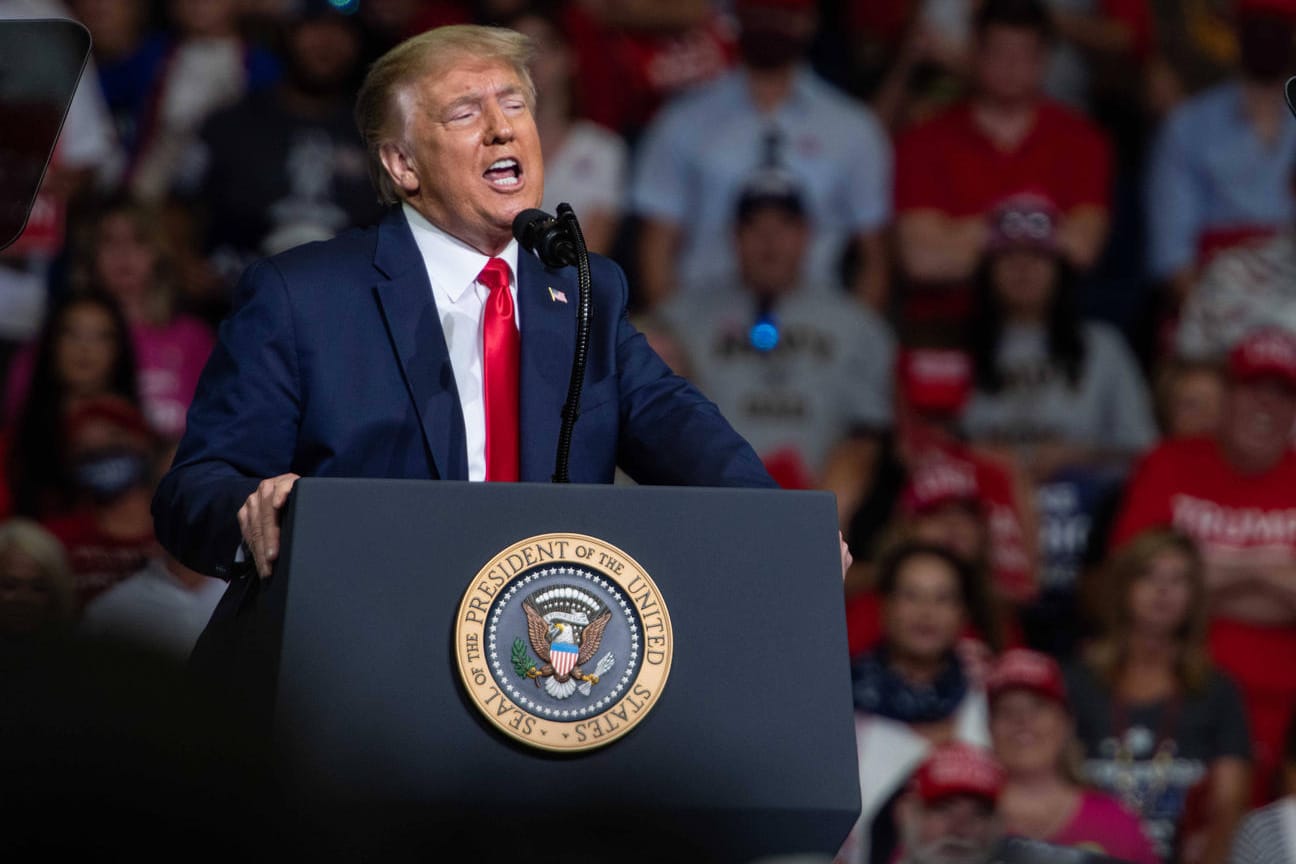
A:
[
  {"xmin": 354, "ymin": 24, "xmax": 536, "ymax": 205},
  {"xmin": 0, "ymin": 518, "xmax": 76, "ymax": 629},
  {"xmin": 72, "ymin": 195, "xmax": 178, "ymax": 326},
  {"xmin": 1085, "ymin": 529, "xmax": 1213, "ymax": 693}
]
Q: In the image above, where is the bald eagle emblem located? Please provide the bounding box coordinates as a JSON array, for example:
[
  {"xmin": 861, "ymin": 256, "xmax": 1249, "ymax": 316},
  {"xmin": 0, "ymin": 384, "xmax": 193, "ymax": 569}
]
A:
[{"xmin": 513, "ymin": 585, "xmax": 616, "ymax": 700}]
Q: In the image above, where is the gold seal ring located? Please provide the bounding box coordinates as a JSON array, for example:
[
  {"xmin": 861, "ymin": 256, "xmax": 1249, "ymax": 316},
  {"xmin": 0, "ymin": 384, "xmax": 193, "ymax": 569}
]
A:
[{"xmin": 454, "ymin": 533, "xmax": 673, "ymax": 752}]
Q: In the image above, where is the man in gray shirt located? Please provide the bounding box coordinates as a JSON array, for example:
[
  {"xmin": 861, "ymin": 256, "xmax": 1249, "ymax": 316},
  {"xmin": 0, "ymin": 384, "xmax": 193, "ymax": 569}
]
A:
[{"xmin": 661, "ymin": 167, "xmax": 895, "ymax": 489}]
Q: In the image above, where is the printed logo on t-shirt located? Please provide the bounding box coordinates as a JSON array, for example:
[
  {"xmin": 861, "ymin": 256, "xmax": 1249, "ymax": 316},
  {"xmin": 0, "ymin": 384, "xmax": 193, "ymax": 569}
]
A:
[
  {"xmin": 1171, "ymin": 493, "xmax": 1296, "ymax": 550},
  {"xmin": 1087, "ymin": 729, "xmax": 1206, "ymax": 858}
]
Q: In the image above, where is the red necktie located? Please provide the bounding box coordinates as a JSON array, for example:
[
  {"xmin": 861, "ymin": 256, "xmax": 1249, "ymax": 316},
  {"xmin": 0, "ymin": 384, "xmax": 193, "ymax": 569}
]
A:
[{"xmin": 479, "ymin": 258, "xmax": 519, "ymax": 481}]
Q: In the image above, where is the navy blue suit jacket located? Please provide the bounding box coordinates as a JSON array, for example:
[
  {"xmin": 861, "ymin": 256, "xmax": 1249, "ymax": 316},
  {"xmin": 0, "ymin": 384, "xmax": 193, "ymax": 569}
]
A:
[{"xmin": 153, "ymin": 206, "xmax": 775, "ymax": 578}]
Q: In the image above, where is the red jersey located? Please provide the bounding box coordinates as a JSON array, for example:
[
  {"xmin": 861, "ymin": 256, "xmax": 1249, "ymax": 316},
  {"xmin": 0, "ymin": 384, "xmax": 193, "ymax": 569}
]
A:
[
  {"xmin": 895, "ymin": 100, "xmax": 1111, "ymax": 219},
  {"xmin": 566, "ymin": 7, "xmax": 737, "ymax": 135},
  {"xmin": 1111, "ymin": 437, "xmax": 1296, "ymax": 554}
]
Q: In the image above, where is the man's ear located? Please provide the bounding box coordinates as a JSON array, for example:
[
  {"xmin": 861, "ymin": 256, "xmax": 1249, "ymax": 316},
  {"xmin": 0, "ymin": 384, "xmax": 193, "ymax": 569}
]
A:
[{"xmin": 378, "ymin": 141, "xmax": 419, "ymax": 196}]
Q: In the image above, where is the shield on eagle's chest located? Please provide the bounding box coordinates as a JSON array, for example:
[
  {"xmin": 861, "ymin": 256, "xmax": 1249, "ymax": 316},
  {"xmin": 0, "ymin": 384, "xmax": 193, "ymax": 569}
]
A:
[{"xmin": 551, "ymin": 642, "xmax": 578, "ymax": 677}]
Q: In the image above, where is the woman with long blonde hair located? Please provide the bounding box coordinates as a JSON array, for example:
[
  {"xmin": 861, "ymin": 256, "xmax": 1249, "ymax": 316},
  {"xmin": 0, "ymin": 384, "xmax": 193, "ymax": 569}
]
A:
[
  {"xmin": 72, "ymin": 195, "xmax": 214, "ymax": 441},
  {"xmin": 1067, "ymin": 529, "xmax": 1251, "ymax": 864}
]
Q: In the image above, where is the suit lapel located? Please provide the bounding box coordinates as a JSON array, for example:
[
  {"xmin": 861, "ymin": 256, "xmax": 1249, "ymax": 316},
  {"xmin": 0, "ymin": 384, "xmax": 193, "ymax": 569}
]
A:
[
  {"xmin": 518, "ymin": 251, "xmax": 576, "ymax": 482},
  {"xmin": 372, "ymin": 207, "xmax": 469, "ymax": 481}
]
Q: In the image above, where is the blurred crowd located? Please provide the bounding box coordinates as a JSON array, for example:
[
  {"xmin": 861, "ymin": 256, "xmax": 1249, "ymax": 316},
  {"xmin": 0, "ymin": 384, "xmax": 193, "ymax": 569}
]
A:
[{"xmin": 2, "ymin": 0, "xmax": 1296, "ymax": 861}]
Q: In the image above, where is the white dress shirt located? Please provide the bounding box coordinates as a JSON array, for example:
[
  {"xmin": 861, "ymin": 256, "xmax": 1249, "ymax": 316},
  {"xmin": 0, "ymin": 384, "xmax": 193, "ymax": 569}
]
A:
[{"xmin": 403, "ymin": 202, "xmax": 521, "ymax": 482}]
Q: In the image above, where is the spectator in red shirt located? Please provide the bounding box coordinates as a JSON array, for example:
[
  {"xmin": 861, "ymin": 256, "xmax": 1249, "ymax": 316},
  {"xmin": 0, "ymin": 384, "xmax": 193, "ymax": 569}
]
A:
[
  {"xmin": 894, "ymin": 0, "xmax": 1111, "ymax": 332},
  {"xmin": 1112, "ymin": 328, "xmax": 1296, "ymax": 802},
  {"xmin": 43, "ymin": 396, "xmax": 162, "ymax": 611},
  {"xmin": 564, "ymin": 0, "xmax": 737, "ymax": 141}
]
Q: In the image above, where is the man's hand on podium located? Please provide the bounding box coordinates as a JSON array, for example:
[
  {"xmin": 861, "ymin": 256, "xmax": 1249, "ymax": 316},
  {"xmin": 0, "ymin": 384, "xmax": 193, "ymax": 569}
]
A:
[
  {"xmin": 238, "ymin": 473, "xmax": 301, "ymax": 579},
  {"xmin": 234, "ymin": 478, "xmax": 852, "ymax": 582}
]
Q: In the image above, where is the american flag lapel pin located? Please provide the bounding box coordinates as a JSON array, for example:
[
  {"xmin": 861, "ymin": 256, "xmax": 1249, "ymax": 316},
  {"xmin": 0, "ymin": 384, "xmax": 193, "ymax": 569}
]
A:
[{"xmin": 548, "ymin": 286, "xmax": 568, "ymax": 304}]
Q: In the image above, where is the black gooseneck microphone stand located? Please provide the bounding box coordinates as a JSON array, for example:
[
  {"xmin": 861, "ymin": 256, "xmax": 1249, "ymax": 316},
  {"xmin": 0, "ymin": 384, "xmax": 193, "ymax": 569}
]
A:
[{"xmin": 552, "ymin": 202, "xmax": 592, "ymax": 484}]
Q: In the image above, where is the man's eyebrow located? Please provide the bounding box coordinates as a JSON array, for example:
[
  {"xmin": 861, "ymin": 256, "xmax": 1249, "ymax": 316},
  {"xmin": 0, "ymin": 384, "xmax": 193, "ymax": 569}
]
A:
[
  {"xmin": 442, "ymin": 93, "xmax": 483, "ymax": 113},
  {"xmin": 440, "ymin": 85, "xmax": 527, "ymax": 114}
]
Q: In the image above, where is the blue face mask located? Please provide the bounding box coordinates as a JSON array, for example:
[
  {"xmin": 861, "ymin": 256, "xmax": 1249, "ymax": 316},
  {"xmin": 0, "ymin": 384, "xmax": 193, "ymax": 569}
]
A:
[{"xmin": 72, "ymin": 449, "xmax": 150, "ymax": 504}]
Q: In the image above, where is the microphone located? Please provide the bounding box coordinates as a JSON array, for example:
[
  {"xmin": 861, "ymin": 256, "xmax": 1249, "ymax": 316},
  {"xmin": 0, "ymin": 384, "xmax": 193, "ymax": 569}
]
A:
[
  {"xmin": 512, "ymin": 204, "xmax": 593, "ymax": 483},
  {"xmin": 513, "ymin": 208, "xmax": 579, "ymax": 268}
]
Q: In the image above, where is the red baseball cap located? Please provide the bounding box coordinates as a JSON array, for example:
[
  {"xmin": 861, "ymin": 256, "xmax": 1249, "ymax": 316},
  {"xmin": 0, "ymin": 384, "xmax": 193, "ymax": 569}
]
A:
[
  {"xmin": 912, "ymin": 743, "xmax": 1005, "ymax": 805},
  {"xmin": 901, "ymin": 457, "xmax": 983, "ymax": 516},
  {"xmin": 985, "ymin": 648, "xmax": 1068, "ymax": 707},
  {"xmin": 898, "ymin": 348, "xmax": 973, "ymax": 418},
  {"xmin": 1228, "ymin": 328, "xmax": 1296, "ymax": 388}
]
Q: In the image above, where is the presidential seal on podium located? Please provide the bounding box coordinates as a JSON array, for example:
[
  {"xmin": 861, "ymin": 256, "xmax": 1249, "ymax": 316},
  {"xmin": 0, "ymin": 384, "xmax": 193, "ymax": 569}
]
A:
[{"xmin": 454, "ymin": 533, "xmax": 673, "ymax": 752}]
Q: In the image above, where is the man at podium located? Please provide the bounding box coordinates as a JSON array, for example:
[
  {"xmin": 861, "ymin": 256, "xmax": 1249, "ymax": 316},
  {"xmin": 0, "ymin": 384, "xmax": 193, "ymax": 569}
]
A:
[{"xmin": 152, "ymin": 24, "xmax": 779, "ymax": 582}]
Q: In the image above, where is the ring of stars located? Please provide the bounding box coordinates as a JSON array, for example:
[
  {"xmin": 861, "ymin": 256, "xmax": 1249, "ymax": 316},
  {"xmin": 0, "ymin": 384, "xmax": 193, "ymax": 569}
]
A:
[{"xmin": 486, "ymin": 565, "xmax": 642, "ymax": 720}]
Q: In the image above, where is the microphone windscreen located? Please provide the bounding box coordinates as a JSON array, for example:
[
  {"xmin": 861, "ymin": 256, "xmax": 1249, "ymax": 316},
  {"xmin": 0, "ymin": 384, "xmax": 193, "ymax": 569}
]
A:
[{"xmin": 512, "ymin": 208, "xmax": 555, "ymax": 249}]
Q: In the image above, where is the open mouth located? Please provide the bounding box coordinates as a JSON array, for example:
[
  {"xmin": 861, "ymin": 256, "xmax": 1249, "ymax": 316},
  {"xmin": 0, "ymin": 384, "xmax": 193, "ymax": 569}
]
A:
[{"xmin": 484, "ymin": 157, "xmax": 522, "ymax": 188}]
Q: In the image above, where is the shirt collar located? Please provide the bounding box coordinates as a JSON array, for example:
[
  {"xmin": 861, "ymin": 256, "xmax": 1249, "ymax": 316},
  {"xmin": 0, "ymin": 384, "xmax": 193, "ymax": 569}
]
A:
[
  {"xmin": 402, "ymin": 202, "xmax": 520, "ymax": 303},
  {"xmin": 737, "ymin": 64, "xmax": 817, "ymax": 118},
  {"xmin": 959, "ymin": 99, "xmax": 1043, "ymax": 152}
]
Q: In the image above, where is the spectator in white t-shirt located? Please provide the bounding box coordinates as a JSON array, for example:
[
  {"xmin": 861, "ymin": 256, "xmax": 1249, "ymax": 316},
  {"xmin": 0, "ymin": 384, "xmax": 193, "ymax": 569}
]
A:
[
  {"xmin": 80, "ymin": 553, "xmax": 223, "ymax": 660},
  {"xmin": 962, "ymin": 194, "xmax": 1156, "ymax": 484}
]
